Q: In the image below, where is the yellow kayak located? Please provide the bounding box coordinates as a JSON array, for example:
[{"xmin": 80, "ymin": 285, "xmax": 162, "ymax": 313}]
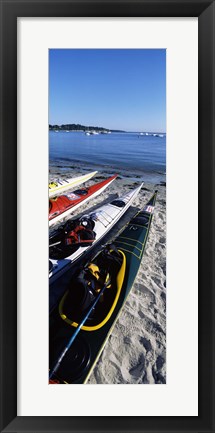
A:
[{"xmin": 49, "ymin": 171, "xmax": 97, "ymax": 197}]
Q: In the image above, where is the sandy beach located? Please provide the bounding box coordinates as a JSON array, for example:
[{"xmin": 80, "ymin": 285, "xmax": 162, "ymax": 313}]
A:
[{"xmin": 49, "ymin": 162, "xmax": 166, "ymax": 384}]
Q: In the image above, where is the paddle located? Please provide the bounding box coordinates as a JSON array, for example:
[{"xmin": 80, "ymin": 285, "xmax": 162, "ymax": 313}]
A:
[
  {"xmin": 49, "ymin": 277, "xmax": 111, "ymax": 381},
  {"xmin": 49, "ymin": 239, "xmax": 95, "ymax": 248},
  {"xmin": 49, "ymin": 241, "xmax": 61, "ymax": 247}
]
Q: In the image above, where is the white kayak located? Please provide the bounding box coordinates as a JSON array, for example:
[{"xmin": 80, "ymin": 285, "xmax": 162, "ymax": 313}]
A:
[
  {"xmin": 49, "ymin": 171, "xmax": 98, "ymax": 198},
  {"xmin": 49, "ymin": 183, "xmax": 143, "ymax": 283}
]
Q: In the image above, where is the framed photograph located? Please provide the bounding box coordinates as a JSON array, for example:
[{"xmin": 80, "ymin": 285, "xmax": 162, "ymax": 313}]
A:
[{"xmin": 0, "ymin": 0, "xmax": 214, "ymax": 432}]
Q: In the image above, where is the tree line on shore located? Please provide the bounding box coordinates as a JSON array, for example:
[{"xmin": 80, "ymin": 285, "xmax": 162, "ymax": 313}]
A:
[{"xmin": 49, "ymin": 123, "xmax": 124, "ymax": 132}]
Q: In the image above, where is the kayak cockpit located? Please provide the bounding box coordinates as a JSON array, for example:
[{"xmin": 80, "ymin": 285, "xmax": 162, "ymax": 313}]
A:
[
  {"xmin": 49, "ymin": 216, "xmax": 96, "ymax": 259},
  {"xmin": 59, "ymin": 248, "xmax": 126, "ymax": 331},
  {"xmin": 110, "ymin": 199, "xmax": 126, "ymax": 208},
  {"xmin": 72, "ymin": 188, "xmax": 88, "ymax": 196}
]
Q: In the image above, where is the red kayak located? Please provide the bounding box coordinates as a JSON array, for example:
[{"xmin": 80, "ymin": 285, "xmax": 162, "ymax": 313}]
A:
[{"xmin": 49, "ymin": 174, "xmax": 117, "ymax": 226}]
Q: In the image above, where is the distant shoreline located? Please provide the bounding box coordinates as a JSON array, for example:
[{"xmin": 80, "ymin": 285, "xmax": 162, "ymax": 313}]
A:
[
  {"xmin": 49, "ymin": 124, "xmax": 125, "ymax": 133},
  {"xmin": 49, "ymin": 124, "xmax": 166, "ymax": 134}
]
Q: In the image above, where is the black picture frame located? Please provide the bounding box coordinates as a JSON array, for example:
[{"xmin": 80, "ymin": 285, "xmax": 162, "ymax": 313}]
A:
[{"xmin": 0, "ymin": 0, "xmax": 214, "ymax": 432}]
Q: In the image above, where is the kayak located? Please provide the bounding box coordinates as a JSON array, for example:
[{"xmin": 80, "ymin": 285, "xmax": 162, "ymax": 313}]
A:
[
  {"xmin": 49, "ymin": 175, "xmax": 117, "ymax": 227},
  {"xmin": 49, "ymin": 183, "xmax": 143, "ymax": 283},
  {"xmin": 49, "ymin": 171, "xmax": 98, "ymax": 198},
  {"xmin": 49, "ymin": 247, "xmax": 126, "ymax": 383},
  {"xmin": 49, "ymin": 191, "xmax": 157, "ymax": 383}
]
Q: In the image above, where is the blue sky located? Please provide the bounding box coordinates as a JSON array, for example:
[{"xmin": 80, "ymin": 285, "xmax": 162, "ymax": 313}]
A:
[{"xmin": 49, "ymin": 49, "xmax": 166, "ymax": 132}]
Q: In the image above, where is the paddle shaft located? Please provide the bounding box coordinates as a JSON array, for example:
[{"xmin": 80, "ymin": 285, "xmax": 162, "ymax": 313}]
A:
[
  {"xmin": 49, "ymin": 280, "xmax": 109, "ymax": 380},
  {"xmin": 49, "ymin": 241, "xmax": 61, "ymax": 247},
  {"xmin": 49, "ymin": 239, "xmax": 95, "ymax": 248}
]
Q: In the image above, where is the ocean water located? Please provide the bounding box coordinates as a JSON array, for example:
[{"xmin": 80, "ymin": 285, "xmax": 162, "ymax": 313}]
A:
[{"xmin": 49, "ymin": 131, "xmax": 166, "ymax": 183}]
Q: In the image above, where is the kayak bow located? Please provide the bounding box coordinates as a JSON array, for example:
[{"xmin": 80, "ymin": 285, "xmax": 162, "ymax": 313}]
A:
[
  {"xmin": 49, "ymin": 175, "xmax": 117, "ymax": 226},
  {"xmin": 49, "ymin": 171, "xmax": 97, "ymax": 198}
]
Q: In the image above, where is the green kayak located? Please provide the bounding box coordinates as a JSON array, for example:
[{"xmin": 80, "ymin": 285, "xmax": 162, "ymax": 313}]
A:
[{"xmin": 49, "ymin": 191, "xmax": 157, "ymax": 384}]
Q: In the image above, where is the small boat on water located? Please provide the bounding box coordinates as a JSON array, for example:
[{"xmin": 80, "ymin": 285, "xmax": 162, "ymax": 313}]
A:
[
  {"xmin": 49, "ymin": 191, "xmax": 157, "ymax": 384},
  {"xmin": 49, "ymin": 171, "xmax": 97, "ymax": 198},
  {"xmin": 85, "ymin": 130, "xmax": 99, "ymax": 135}
]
